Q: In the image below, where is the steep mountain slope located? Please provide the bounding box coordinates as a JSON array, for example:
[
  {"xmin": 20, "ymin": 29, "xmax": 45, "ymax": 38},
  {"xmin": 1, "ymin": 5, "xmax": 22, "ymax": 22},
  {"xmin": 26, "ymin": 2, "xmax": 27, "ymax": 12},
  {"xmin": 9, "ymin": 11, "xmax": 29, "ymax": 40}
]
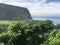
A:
[{"xmin": 0, "ymin": 3, "xmax": 32, "ymax": 20}]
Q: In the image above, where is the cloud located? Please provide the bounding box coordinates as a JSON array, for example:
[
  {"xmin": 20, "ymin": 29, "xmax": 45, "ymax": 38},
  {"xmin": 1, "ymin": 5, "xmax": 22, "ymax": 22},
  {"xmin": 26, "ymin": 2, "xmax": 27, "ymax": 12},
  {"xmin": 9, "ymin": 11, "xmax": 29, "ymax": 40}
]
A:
[
  {"xmin": 0, "ymin": 0, "xmax": 60, "ymax": 17},
  {"xmin": 47, "ymin": 0, "xmax": 60, "ymax": 3},
  {"xmin": 0, "ymin": 0, "xmax": 41, "ymax": 3}
]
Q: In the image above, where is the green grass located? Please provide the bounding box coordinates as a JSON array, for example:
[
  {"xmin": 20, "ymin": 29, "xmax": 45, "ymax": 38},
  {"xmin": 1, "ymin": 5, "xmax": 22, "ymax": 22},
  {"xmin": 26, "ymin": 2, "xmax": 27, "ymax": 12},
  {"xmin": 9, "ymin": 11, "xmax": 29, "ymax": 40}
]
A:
[
  {"xmin": 0, "ymin": 20, "xmax": 29, "ymax": 25},
  {"xmin": 0, "ymin": 21, "xmax": 10, "ymax": 24},
  {"xmin": 0, "ymin": 20, "xmax": 20, "ymax": 25}
]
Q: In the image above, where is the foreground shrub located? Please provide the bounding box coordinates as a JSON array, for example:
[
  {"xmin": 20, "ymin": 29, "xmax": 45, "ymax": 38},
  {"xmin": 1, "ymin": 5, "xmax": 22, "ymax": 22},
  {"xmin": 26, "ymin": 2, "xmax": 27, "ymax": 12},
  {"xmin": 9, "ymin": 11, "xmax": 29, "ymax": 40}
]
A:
[
  {"xmin": 43, "ymin": 29, "xmax": 60, "ymax": 45},
  {"xmin": 0, "ymin": 20, "xmax": 54, "ymax": 45}
]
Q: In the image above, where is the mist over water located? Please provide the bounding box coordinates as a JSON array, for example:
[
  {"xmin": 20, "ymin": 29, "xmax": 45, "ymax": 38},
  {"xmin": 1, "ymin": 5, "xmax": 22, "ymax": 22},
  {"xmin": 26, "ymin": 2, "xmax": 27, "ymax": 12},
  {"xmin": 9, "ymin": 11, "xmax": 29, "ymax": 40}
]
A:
[{"xmin": 32, "ymin": 15, "xmax": 60, "ymax": 24}]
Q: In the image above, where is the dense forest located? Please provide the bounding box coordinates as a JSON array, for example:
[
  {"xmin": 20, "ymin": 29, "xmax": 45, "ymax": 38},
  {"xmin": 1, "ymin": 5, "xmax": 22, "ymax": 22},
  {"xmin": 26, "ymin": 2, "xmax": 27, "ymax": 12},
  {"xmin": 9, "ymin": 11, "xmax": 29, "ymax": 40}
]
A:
[{"xmin": 0, "ymin": 20, "xmax": 60, "ymax": 45}]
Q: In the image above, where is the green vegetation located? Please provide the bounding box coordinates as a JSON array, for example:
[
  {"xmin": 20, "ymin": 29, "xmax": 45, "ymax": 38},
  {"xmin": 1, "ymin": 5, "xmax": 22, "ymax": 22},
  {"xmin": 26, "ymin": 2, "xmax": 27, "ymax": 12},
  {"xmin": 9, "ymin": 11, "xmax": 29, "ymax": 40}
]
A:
[
  {"xmin": 0, "ymin": 21, "xmax": 14, "ymax": 24},
  {"xmin": 0, "ymin": 20, "xmax": 56, "ymax": 45},
  {"xmin": 0, "ymin": 20, "xmax": 21, "ymax": 24}
]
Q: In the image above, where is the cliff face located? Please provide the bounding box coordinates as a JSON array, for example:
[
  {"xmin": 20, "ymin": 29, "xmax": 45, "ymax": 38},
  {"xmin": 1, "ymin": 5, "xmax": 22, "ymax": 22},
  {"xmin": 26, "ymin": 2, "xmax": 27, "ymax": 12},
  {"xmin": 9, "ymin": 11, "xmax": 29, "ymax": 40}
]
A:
[{"xmin": 0, "ymin": 3, "xmax": 32, "ymax": 20}]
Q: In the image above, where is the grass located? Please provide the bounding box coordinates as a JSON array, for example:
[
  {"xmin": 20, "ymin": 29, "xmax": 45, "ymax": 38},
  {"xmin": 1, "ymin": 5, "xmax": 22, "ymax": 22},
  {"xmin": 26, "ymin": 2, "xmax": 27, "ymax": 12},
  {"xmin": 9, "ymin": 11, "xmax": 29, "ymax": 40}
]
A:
[
  {"xmin": 0, "ymin": 20, "xmax": 29, "ymax": 25},
  {"xmin": 0, "ymin": 20, "xmax": 20, "ymax": 25},
  {"xmin": 0, "ymin": 21, "xmax": 11, "ymax": 24}
]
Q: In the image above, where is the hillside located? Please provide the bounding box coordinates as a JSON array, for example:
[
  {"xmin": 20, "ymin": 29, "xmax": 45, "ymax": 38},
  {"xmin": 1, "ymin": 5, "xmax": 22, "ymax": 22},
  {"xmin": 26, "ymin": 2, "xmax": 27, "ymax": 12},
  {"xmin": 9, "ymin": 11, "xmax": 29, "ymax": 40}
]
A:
[{"xmin": 0, "ymin": 3, "xmax": 32, "ymax": 20}]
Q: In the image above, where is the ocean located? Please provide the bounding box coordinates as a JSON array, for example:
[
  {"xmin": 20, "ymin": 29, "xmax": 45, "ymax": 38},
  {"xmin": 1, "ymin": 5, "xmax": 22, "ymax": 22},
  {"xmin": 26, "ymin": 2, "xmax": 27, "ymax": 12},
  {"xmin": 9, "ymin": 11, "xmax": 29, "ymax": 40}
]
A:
[{"xmin": 32, "ymin": 16, "xmax": 60, "ymax": 24}]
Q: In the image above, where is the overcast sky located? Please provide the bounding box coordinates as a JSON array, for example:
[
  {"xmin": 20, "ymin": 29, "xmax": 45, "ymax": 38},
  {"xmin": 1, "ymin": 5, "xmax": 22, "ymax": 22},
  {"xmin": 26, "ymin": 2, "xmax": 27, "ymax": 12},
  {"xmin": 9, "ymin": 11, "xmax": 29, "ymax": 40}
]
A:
[{"xmin": 0, "ymin": 0, "xmax": 60, "ymax": 16}]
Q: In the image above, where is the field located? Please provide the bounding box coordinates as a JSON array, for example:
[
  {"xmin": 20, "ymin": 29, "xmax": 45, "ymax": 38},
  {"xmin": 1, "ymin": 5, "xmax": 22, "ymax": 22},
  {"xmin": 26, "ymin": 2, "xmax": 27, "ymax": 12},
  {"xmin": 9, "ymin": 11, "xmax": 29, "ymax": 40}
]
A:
[
  {"xmin": 0, "ymin": 20, "xmax": 21, "ymax": 25},
  {"xmin": 0, "ymin": 21, "xmax": 11, "ymax": 24}
]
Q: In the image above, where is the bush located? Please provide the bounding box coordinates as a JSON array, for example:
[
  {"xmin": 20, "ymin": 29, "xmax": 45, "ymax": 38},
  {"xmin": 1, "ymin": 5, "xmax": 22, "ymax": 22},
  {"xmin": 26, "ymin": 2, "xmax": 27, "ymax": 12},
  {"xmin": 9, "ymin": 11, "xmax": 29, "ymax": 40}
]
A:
[
  {"xmin": 0, "ymin": 20, "xmax": 54, "ymax": 45},
  {"xmin": 43, "ymin": 29, "xmax": 60, "ymax": 45}
]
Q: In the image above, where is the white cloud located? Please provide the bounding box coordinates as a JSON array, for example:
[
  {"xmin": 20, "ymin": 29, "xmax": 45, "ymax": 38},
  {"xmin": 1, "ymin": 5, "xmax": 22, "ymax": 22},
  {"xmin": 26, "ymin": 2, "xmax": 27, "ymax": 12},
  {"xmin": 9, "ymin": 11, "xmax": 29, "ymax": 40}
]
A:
[
  {"xmin": 0, "ymin": 0, "xmax": 42, "ymax": 3},
  {"xmin": 0, "ymin": 0, "xmax": 60, "ymax": 16},
  {"xmin": 4, "ymin": 2, "xmax": 60, "ymax": 16}
]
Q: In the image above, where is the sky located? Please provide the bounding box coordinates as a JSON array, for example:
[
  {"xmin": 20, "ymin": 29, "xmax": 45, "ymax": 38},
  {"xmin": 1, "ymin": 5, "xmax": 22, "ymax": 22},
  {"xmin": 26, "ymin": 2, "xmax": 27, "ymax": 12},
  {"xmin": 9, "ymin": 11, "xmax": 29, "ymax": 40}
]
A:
[{"xmin": 0, "ymin": 0, "xmax": 60, "ymax": 17}]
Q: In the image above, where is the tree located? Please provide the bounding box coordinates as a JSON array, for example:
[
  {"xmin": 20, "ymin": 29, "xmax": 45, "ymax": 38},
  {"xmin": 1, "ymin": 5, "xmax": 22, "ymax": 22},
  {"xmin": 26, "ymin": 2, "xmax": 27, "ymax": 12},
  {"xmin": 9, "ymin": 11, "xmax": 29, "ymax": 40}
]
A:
[
  {"xmin": 0, "ymin": 20, "xmax": 54, "ymax": 45},
  {"xmin": 42, "ymin": 20, "xmax": 54, "ymax": 33},
  {"xmin": 54, "ymin": 24, "xmax": 60, "ymax": 29},
  {"xmin": 8, "ymin": 22, "xmax": 44, "ymax": 45},
  {"xmin": 43, "ymin": 29, "xmax": 60, "ymax": 45}
]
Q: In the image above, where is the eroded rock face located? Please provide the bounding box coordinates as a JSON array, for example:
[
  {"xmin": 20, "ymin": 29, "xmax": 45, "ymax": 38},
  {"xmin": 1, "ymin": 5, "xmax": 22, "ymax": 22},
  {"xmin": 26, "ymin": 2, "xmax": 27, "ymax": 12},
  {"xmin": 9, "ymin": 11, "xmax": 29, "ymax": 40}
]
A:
[{"xmin": 0, "ymin": 3, "xmax": 32, "ymax": 20}]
